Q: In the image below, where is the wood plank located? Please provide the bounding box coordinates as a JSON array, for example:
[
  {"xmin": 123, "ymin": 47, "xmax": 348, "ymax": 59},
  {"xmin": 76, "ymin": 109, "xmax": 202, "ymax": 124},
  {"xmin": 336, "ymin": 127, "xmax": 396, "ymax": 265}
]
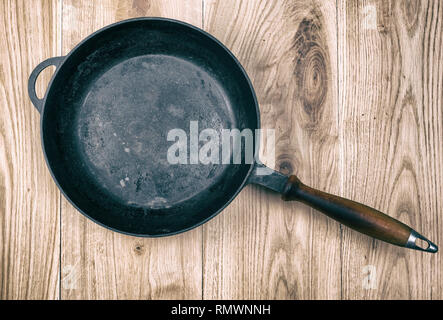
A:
[
  {"xmin": 0, "ymin": 0, "xmax": 60, "ymax": 299},
  {"xmin": 60, "ymin": 0, "xmax": 203, "ymax": 300},
  {"xmin": 202, "ymin": 0, "xmax": 341, "ymax": 299},
  {"xmin": 338, "ymin": 0, "xmax": 442, "ymax": 299}
]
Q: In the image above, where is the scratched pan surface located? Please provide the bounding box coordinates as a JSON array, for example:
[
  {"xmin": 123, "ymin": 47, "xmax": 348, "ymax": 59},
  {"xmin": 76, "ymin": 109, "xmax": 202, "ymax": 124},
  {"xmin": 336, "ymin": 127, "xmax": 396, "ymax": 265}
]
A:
[{"xmin": 40, "ymin": 18, "xmax": 259, "ymax": 235}]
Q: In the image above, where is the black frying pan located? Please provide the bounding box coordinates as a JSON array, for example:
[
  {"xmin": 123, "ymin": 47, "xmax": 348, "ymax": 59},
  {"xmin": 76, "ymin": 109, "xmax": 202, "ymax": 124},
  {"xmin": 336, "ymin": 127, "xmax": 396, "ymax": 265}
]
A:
[{"xmin": 28, "ymin": 18, "xmax": 437, "ymax": 253}]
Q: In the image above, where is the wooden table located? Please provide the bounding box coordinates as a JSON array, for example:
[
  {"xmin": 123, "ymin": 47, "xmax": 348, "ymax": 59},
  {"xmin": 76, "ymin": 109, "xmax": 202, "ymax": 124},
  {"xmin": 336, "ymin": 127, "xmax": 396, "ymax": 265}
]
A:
[{"xmin": 0, "ymin": 0, "xmax": 442, "ymax": 299}]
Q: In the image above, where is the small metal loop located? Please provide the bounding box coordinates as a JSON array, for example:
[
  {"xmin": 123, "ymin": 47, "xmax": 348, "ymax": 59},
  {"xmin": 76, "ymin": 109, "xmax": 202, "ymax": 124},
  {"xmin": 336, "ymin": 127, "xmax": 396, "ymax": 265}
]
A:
[
  {"xmin": 405, "ymin": 230, "xmax": 438, "ymax": 253},
  {"xmin": 28, "ymin": 56, "xmax": 64, "ymax": 113}
]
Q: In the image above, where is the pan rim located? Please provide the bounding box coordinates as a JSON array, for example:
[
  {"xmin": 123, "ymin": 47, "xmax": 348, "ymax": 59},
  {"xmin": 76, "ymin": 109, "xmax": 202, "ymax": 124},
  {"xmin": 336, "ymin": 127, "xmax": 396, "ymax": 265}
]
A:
[{"xmin": 39, "ymin": 17, "xmax": 261, "ymax": 237}]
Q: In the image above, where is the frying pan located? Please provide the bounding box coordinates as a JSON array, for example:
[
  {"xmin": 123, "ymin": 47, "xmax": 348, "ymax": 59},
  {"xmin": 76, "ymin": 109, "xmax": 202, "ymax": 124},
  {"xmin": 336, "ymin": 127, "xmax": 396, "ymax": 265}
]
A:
[{"xmin": 28, "ymin": 18, "xmax": 437, "ymax": 253}]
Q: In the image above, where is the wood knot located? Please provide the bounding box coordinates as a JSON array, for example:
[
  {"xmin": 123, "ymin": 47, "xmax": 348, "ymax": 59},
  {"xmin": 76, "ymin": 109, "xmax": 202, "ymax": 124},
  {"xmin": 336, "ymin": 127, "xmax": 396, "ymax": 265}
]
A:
[
  {"xmin": 401, "ymin": 0, "xmax": 420, "ymax": 37},
  {"xmin": 298, "ymin": 47, "xmax": 327, "ymax": 115},
  {"xmin": 292, "ymin": 16, "xmax": 329, "ymax": 125},
  {"xmin": 277, "ymin": 153, "xmax": 298, "ymax": 175},
  {"xmin": 133, "ymin": 243, "xmax": 145, "ymax": 255},
  {"xmin": 278, "ymin": 161, "xmax": 294, "ymax": 175},
  {"xmin": 376, "ymin": 1, "xmax": 393, "ymax": 34},
  {"xmin": 132, "ymin": 0, "xmax": 151, "ymax": 15}
]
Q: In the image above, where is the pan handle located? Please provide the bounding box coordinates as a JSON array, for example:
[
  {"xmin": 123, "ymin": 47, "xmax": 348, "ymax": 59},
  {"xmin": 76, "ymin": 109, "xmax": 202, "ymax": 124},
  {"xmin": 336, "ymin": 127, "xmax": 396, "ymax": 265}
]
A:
[
  {"xmin": 28, "ymin": 56, "xmax": 64, "ymax": 113},
  {"xmin": 250, "ymin": 165, "xmax": 438, "ymax": 253}
]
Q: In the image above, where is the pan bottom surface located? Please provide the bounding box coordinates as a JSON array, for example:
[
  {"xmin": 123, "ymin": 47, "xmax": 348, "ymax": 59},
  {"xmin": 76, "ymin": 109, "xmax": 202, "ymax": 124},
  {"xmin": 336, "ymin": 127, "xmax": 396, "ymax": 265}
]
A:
[{"xmin": 73, "ymin": 54, "xmax": 237, "ymax": 211}]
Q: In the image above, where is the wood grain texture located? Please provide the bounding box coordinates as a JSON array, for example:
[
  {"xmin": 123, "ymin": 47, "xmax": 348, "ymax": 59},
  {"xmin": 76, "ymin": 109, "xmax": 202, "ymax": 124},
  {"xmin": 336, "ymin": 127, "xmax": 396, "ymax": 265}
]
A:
[
  {"xmin": 0, "ymin": 0, "xmax": 60, "ymax": 299},
  {"xmin": 1, "ymin": 0, "xmax": 442, "ymax": 300},
  {"xmin": 202, "ymin": 0, "xmax": 341, "ymax": 299},
  {"xmin": 60, "ymin": 0, "xmax": 203, "ymax": 300},
  {"xmin": 338, "ymin": 0, "xmax": 442, "ymax": 299}
]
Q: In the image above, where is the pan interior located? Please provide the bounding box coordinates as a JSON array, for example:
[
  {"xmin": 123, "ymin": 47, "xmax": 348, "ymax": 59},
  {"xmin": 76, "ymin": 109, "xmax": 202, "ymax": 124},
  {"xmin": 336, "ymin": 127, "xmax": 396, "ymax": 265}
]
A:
[
  {"xmin": 79, "ymin": 54, "xmax": 234, "ymax": 209},
  {"xmin": 42, "ymin": 19, "xmax": 259, "ymax": 235}
]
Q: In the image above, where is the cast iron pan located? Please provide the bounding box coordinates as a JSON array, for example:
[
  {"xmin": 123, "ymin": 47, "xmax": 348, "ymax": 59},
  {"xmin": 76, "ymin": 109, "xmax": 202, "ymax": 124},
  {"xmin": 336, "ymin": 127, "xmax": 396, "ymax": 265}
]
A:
[{"xmin": 28, "ymin": 18, "xmax": 437, "ymax": 252}]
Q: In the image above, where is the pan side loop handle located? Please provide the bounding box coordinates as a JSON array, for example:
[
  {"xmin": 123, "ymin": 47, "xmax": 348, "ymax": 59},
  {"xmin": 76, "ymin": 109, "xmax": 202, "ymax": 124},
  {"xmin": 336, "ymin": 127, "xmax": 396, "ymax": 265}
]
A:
[
  {"xmin": 28, "ymin": 56, "xmax": 64, "ymax": 113},
  {"xmin": 282, "ymin": 175, "xmax": 438, "ymax": 253}
]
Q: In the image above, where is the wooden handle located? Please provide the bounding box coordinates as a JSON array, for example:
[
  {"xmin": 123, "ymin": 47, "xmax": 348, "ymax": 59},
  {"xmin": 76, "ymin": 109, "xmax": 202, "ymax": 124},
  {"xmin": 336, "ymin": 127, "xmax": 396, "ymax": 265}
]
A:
[{"xmin": 282, "ymin": 175, "xmax": 437, "ymax": 252}]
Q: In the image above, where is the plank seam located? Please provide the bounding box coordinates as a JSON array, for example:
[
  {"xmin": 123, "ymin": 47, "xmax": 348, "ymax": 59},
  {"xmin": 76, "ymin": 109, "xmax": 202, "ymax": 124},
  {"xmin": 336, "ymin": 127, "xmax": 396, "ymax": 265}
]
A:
[
  {"xmin": 58, "ymin": 0, "xmax": 63, "ymax": 301},
  {"xmin": 335, "ymin": 0, "xmax": 343, "ymax": 300}
]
